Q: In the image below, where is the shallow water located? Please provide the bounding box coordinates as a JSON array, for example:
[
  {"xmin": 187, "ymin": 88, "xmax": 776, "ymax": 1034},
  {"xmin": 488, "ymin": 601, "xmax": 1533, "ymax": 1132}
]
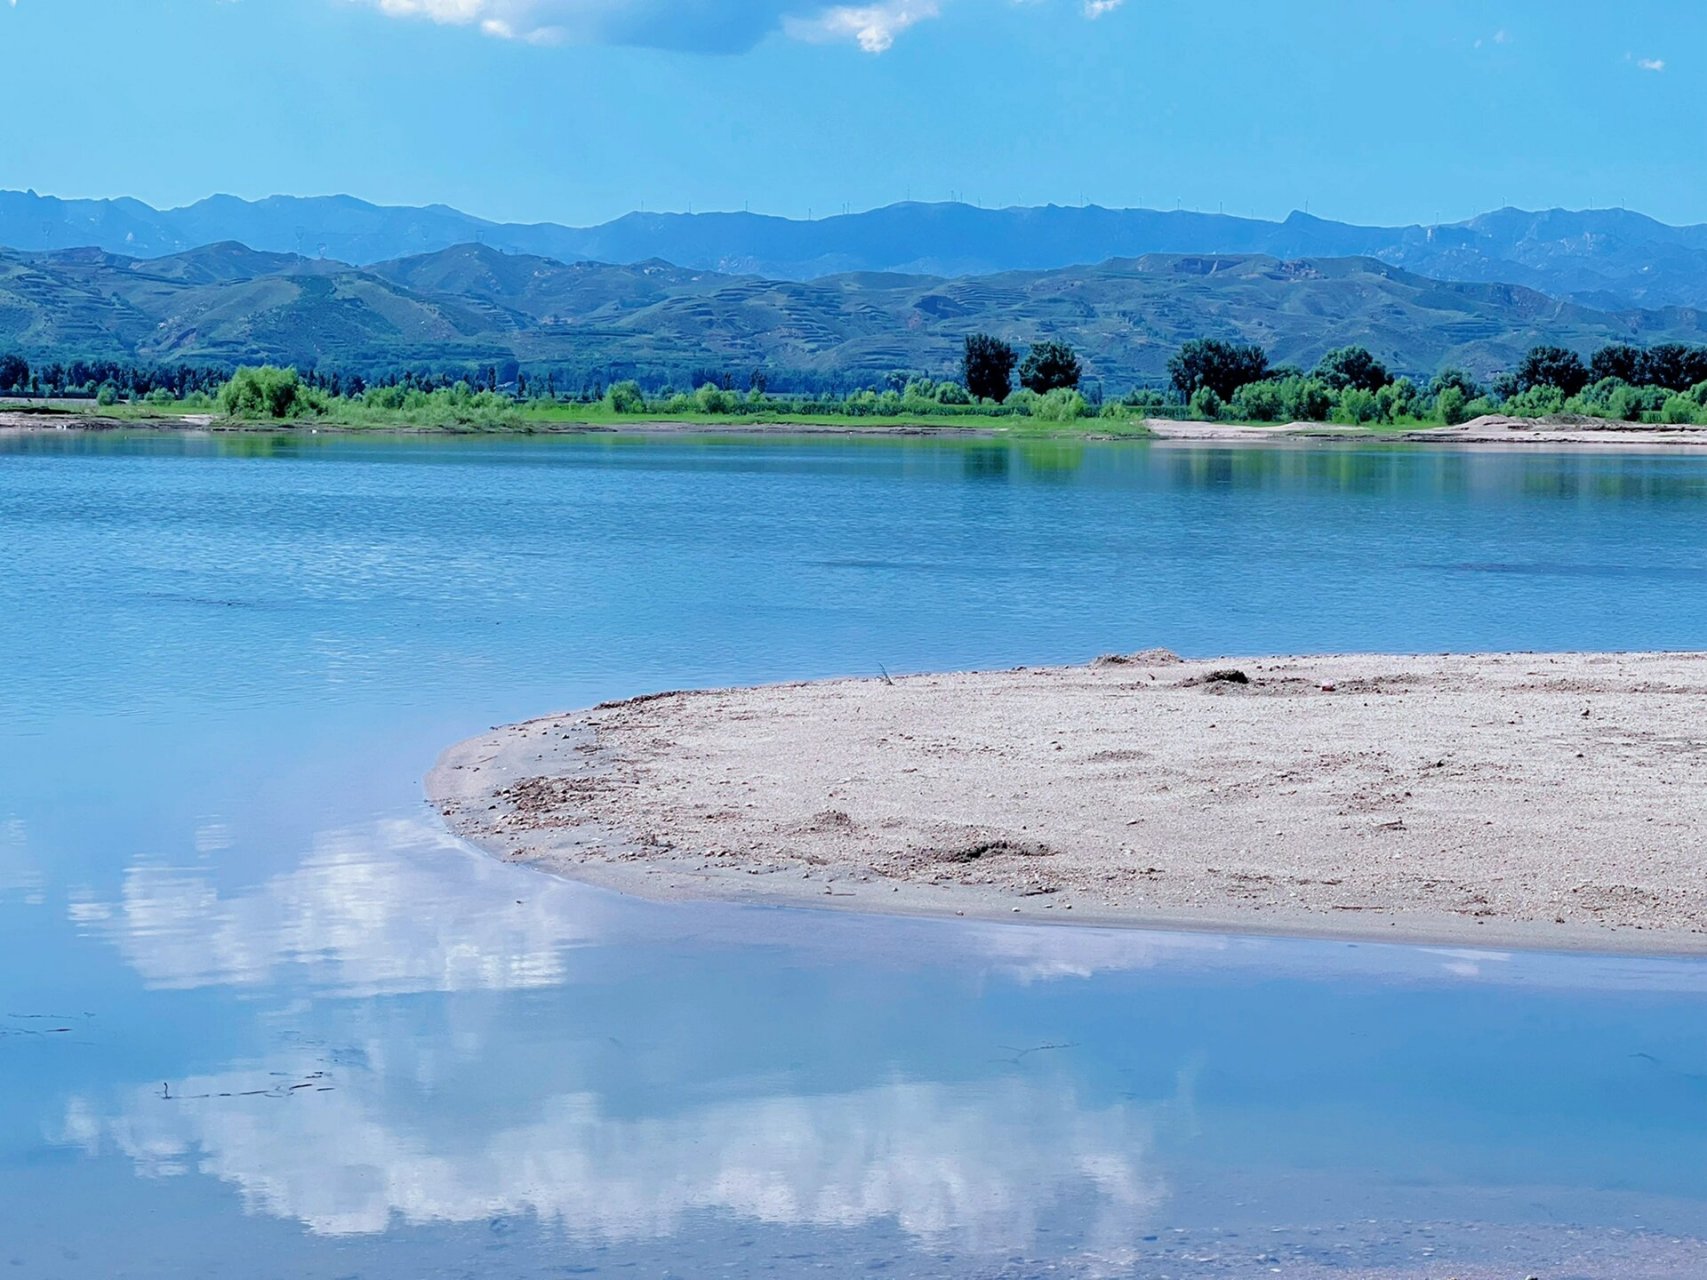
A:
[{"xmin": 3, "ymin": 430, "xmax": 1705, "ymax": 1278}]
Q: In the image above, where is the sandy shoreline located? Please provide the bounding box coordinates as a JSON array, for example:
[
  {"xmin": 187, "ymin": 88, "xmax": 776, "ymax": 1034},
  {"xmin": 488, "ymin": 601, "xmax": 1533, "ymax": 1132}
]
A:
[{"xmin": 429, "ymin": 652, "xmax": 1707, "ymax": 954}]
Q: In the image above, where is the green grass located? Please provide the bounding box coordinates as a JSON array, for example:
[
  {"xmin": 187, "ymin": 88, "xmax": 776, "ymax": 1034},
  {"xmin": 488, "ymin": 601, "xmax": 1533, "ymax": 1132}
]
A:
[{"xmin": 6, "ymin": 394, "xmax": 1164, "ymax": 438}]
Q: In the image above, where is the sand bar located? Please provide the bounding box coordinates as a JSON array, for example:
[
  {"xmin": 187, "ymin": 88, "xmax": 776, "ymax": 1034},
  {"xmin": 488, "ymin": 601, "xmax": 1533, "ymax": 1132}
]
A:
[{"xmin": 429, "ymin": 651, "xmax": 1707, "ymax": 953}]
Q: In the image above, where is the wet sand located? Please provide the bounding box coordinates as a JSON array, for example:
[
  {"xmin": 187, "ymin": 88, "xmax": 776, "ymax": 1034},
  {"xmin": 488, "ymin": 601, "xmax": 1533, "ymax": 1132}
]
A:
[{"xmin": 429, "ymin": 651, "xmax": 1707, "ymax": 953}]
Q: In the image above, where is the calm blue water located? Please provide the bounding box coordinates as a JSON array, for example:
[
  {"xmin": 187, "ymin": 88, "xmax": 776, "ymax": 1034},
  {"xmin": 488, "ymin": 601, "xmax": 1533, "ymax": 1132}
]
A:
[{"xmin": 3, "ymin": 430, "xmax": 1705, "ymax": 1279}]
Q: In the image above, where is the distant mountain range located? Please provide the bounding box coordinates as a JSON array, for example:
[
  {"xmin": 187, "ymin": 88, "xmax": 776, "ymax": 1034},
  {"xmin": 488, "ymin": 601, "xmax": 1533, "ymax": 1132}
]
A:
[
  {"xmin": 5, "ymin": 190, "xmax": 1707, "ymax": 311},
  {"xmin": 6, "ymin": 241, "xmax": 1706, "ymax": 389}
]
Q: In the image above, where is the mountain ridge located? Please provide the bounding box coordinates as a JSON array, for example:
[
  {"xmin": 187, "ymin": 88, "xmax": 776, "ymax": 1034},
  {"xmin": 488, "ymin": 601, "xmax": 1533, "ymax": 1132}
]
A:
[{"xmin": 6, "ymin": 190, "xmax": 1707, "ymax": 310}]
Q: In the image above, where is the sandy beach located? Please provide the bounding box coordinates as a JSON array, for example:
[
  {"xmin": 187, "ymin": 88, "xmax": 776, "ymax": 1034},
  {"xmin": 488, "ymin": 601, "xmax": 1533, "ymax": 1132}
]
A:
[
  {"xmin": 1146, "ymin": 413, "xmax": 1707, "ymax": 447},
  {"xmin": 429, "ymin": 651, "xmax": 1707, "ymax": 953}
]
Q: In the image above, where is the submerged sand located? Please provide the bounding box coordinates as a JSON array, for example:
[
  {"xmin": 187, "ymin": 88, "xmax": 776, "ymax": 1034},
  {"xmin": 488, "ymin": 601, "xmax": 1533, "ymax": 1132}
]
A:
[{"xmin": 429, "ymin": 652, "xmax": 1707, "ymax": 952}]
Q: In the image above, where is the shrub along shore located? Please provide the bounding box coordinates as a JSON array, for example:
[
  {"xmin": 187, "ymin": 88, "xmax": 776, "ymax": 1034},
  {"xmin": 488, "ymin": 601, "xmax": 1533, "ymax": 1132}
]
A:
[{"xmin": 8, "ymin": 334, "xmax": 1707, "ymax": 433}]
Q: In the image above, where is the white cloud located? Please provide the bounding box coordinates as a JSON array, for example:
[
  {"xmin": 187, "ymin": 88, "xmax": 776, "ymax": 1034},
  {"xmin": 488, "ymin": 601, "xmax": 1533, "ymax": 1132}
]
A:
[
  {"xmin": 783, "ymin": 0, "xmax": 939, "ymax": 52},
  {"xmin": 352, "ymin": 0, "xmax": 1121, "ymax": 52},
  {"xmin": 1638, "ymin": 56, "xmax": 1665, "ymax": 72}
]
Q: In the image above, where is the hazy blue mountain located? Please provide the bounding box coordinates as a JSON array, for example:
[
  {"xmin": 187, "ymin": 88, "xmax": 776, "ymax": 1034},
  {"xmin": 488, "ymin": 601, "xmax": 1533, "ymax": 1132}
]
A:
[
  {"xmin": 7, "ymin": 241, "xmax": 1707, "ymax": 390},
  {"xmin": 4, "ymin": 190, "xmax": 1707, "ymax": 309}
]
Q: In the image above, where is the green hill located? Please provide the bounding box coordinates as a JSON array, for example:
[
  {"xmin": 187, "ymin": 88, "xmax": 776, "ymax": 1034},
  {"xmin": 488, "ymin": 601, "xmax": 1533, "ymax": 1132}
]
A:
[{"xmin": 5, "ymin": 242, "xmax": 1706, "ymax": 388}]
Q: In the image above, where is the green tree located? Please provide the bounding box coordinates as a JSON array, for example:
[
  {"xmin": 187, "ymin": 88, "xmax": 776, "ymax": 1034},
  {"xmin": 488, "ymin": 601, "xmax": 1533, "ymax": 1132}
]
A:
[
  {"xmin": 0, "ymin": 353, "xmax": 28, "ymax": 393},
  {"xmin": 1168, "ymin": 339, "xmax": 1268, "ymax": 402},
  {"xmin": 1017, "ymin": 340, "xmax": 1082, "ymax": 394},
  {"xmin": 962, "ymin": 333, "xmax": 1017, "ymax": 402},
  {"xmin": 1430, "ymin": 367, "xmax": 1482, "ymax": 401},
  {"xmin": 1641, "ymin": 343, "xmax": 1707, "ymax": 391},
  {"xmin": 1589, "ymin": 343, "xmax": 1646, "ymax": 385},
  {"xmin": 1515, "ymin": 346, "xmax": 1589, "ymax": 397},
  {"xmin": 1313, "ymin": 346, "xmax": 1392, "ymax": 392}
]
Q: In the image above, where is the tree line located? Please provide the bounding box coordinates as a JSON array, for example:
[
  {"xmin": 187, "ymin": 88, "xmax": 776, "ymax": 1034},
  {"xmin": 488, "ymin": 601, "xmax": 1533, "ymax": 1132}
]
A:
[
  {"xmin": 14, "ymin": 335, "xmax": 1707, "ymax": 426},
  {"xmin": 1157, "ymin": 337, "xmax": 1707, "ymax": 426}
]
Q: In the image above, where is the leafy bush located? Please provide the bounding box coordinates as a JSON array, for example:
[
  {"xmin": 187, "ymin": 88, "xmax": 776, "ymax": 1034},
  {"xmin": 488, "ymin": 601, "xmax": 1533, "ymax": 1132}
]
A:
[
  {"xmin": 1436, "ymin": 385, "xmax": 1468, "ymax": 425},
  {"xmin": 933, "ymin": 381, "xmax": 971, "ymax": 405},
  {"xmin": 1374, "ymin": 377, "xmax": 1418, "ymax": 423},
  {"xmin": 693, "ymin": 382, "xmax": 738, "ymax": 414},
  {"xmin": 1117, "ymin": 388, "xmax": 1174, "ymax": 412},
  {"xmin": 605, "ymin": 380, "xmax": 646, "ymax": 413},
  {"xmin": 1273, "ymin": 375, "xmax": 1333, "ymax": 422},
  {"xmin": 1502, "ymin": 384, "xmax": 1567, "ymax": 417},
  {"xmin": 1187, "ymin": 386, "xmax": 1224, "ymax": 420},
  {"xmin": 219, "ymin": 366, "xmax": 307, "ymax": 419},
  {"xmin": 1229, "ymin": 380, "xmax": 1284, "ymax": 422},
  {"xmin": 1005, "ymin": 388, "xmax": 1040, "ymax": 415},
  {"xmin": 1607, "ymin": 384, "xmax": 1668, "ymax": 421},
  {"xmin": 1333, "ymin": 387, "xmax": 1379, "ymax": 424},
  {"xmin": 95, "ymin": 383, "xmax": 120, "ymax": 407},
  {"xmin": 1661, "ymin": 394, "xmax": 1701, "ymax": 425},
  {"xmin": 1029, "ymin": 388, "xmax": 1089, "ymax": 422}
]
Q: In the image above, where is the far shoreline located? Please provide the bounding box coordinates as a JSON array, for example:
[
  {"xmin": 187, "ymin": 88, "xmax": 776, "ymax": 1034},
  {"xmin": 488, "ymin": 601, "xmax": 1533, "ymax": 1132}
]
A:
[
  {"xmin": 15, "ymin": 407, "xmax": 1707, "ymax": 450},
  {"xmin": 427, "ymin": 652, "xmax": 1707, "ymax": 957}
]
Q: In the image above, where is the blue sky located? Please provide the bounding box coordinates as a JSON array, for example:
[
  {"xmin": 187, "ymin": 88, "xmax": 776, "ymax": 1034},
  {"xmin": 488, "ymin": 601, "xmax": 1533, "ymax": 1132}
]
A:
[{"xmin": 2, "ymin": 0, "xmax": 1700, "ymax": 227}]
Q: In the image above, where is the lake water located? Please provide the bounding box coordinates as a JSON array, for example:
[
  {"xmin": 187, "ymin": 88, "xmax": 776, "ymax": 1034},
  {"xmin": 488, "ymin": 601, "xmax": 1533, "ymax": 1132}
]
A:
[{"xmin": 3, "ymin": 430, "xmax": 1705, "ymax": 1279}]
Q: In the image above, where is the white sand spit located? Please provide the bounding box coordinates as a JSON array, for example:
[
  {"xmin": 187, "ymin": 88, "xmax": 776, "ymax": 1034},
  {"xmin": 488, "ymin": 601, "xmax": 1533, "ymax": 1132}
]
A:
[{"xmin": 429, "ymin": 652, "xmax": 1707, "ymax": 952}]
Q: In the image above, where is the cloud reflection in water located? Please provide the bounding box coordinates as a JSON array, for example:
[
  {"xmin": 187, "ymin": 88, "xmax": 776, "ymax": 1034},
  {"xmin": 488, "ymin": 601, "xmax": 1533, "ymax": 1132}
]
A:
[{"xmin": 64, "ymin": 1068, "xmax": 1170, "ymax": 1253}]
